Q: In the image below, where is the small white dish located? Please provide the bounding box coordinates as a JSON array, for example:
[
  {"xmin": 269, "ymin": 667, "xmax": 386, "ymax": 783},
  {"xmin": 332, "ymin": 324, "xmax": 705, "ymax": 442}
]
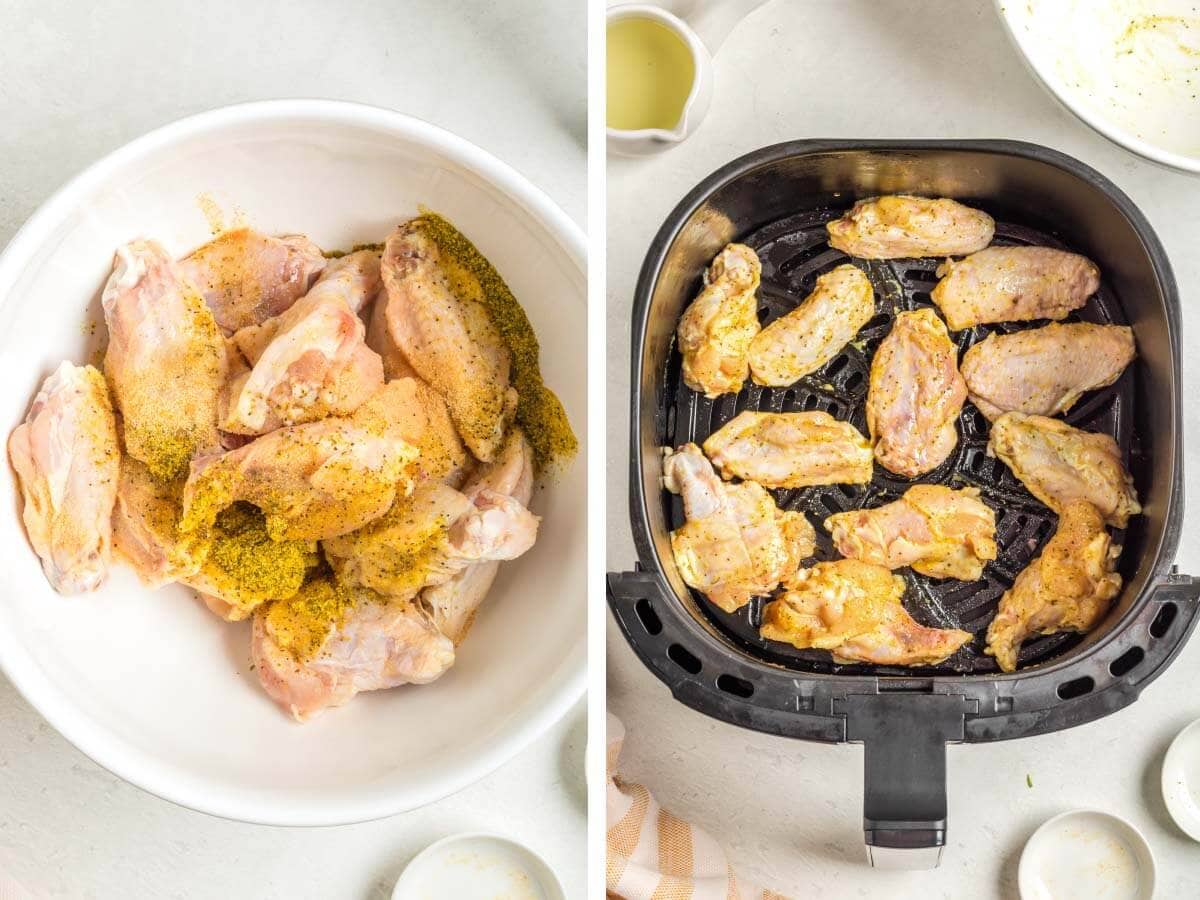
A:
[
  {"xmin": 1018, "ymin": 809, "xmax": 1156, "ymax": 900},
  {"xmin": 392, "ymin": 833, "xmax": 565, "ymax": 900},
  {"xmin": 1161, "ymin": 717, "xmax": 1200, "ymax": 841},
  {"xmin": 996, "ymin": 0, "xmax": 1200, "ymax": 174}
]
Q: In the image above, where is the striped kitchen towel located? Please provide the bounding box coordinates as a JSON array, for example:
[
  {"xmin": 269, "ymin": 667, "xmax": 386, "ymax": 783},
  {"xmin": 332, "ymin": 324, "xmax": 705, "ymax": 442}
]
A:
[{"xmin": 606, "ymin": 714, "xmax": 791, "ymax": 900}]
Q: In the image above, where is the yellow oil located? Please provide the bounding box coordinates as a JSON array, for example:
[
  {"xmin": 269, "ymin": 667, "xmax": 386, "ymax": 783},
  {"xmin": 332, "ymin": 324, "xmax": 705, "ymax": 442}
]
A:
[{"xmin": 606, "ymin": 16, "xmax": 696, "ymax": 131}]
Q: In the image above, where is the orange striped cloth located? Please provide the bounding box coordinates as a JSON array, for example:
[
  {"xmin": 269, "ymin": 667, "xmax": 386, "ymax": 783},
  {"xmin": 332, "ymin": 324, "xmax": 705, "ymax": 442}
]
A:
[{"xmin": 606, "ymin": 715, "xmax": 791, "ymax": 900}]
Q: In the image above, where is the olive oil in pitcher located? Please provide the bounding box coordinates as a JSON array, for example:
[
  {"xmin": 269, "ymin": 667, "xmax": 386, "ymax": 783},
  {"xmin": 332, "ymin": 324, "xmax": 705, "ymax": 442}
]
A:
[{"xmin": 606, "ymin": 16, "xmax": 696, "ymax": 131}]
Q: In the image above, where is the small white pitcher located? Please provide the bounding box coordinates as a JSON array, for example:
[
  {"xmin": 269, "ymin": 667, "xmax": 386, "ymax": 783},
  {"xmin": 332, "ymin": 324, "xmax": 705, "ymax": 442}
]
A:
[{"xmin": 606, "ymin": 0, "xmax": 771, "ymax": 156}]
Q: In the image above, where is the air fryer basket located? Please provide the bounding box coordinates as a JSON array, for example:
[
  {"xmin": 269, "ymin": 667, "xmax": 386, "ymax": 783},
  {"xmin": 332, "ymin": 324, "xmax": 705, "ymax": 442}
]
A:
[{"xmin": 607, "ymin": 141, "xmax": 1200, "ymax": 868}]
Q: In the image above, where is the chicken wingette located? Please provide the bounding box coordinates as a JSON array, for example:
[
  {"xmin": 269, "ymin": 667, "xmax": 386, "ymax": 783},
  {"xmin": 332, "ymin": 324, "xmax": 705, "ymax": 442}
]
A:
[{"xmin": 676, "ymin": 243, "xmax": 762, "ymax": 397}]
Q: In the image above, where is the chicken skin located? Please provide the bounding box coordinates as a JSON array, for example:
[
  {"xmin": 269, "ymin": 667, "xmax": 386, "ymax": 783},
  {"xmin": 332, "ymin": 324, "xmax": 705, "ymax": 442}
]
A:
[
  {"xmin": 676, "ymin": 243, "xmax": 762, "ymax": 397},
  {"xmin": 376, "ymin": 219, "xmax": 516, "ymax": 461},
  {"xmin": 177, "ymin": 228, "xmax": 325, "ymax": 333},
  {"xmin": 867, "ymin": 308, "xmax": 967, "ymax": 478},
  {"xmin": 760, "ymin": 559, "xmax": 972, "ymax": 665},
  {"xmin": 663, "ymin": 443, "xmax": 815, "ymax": 613},
  {"xmin": 351, "ymin": 378, "xmax": 470, "ymax": 486},
  {"xmin": 180, "ymin": 401, "xmax": 420, "ymax": 543},
  {"xmin": 747, "ymin": 263, "xmax": 874, "ymax": 386},
  {"xmin": 985, "ymin": 500, "xmax": 1122, "ymax": 672},
  {"xmin": 825, "ymin": 485, "xmax": 997, "ymax": 581},
  {"xmin": 112, "ymin": 458, "xmax": 210, "ymax": 588},
  {"xmin": 421, "ymin": 429, "xmax": 535, "ymax": 644},
  {"xmin": 960, "ymin": 322, "xmax": 1135, "ymax": 421},
  {"xmin": 988, "ymin": 412, "xmax": 1140, "ymax": 527},
  {"xmin": 221, "ymin": 251, "xmax": 384, "ymax": 434},
  {"xmin": 702, "ymin": 410, "xmax": 873, "ymax": 489},
  {"xmin": 931, "ymin": 246, "xmax": 1100, "ymax": 331},
  {"xmin": 323, "ymin": 477, "xmax": 539, "ymax": 600},
  {"xmin": 826, "ymin": 196, "xmax": 995, "ymax": 259},
  {"xmin": 102, "ymin": 240, "xmax": 228, "ymax": 481},
  {"xmin": 252, "ymin": 578, "xmax": 455, "ymax": 720},
  {"xmin": 8, "ymin": 362, "xmax": 120, "ymax": 594}
]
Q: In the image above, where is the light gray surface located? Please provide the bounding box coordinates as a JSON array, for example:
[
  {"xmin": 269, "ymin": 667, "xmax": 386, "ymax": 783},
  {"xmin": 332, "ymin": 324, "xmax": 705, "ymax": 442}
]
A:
[
  {"xmin": 607, "ymin": 1, "xmax": 1200, "ymax": 897},
  {"xmin": 0, "ymin": 2, "xmax": 586, "ymax": 898}
]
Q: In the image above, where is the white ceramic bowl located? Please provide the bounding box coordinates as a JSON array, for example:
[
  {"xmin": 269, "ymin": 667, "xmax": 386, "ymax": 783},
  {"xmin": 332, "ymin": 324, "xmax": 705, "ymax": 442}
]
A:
[
  {"xmin": 0, "ymin": 100, "xmax": 586, "ymax": 825},
  {"xmin": 391, "ymin": 832, "xmax": 564, "ymax": 900},
  {"xmin": 996, "ymin": 0, "xmax": 1200, "ymax": 174},
  {"xmin": 1161, "ymin": 716, "xmax": 1200, "ymax": 841},
  {"xmin": 1018, "ymin": 809, "xmax": 1156, "ymax": 900}
]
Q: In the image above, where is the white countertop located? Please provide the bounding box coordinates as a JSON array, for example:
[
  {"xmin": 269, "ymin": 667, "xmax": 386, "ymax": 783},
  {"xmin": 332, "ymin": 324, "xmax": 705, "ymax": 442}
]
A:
[
  {"xmin": 0, "ymin": 2, "xmax": 586, "ymax": 898},
  {"xmin": 607, "ymin": 1, "xmax": 1200, "ymax": 897}
]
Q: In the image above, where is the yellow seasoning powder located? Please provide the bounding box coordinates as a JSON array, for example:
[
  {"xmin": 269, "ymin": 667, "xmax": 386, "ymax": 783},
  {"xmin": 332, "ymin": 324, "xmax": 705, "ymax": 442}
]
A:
[
  {"xmin": 200, "ymin": 504, "xmax": 318, "ymax": 615},
  {"xmin": 264, "ymin": 575, "xmax": 351, "ymax": 662},
  {"xmin": 414, "ymin": 209, "xmax": 578, "ymax": 474}
]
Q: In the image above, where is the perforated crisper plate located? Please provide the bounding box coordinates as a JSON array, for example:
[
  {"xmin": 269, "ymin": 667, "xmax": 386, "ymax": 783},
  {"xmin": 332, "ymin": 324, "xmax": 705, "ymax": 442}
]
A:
[{"xmin": 660, "ymin": 208, "xmax": 1137, "ymax": 676}]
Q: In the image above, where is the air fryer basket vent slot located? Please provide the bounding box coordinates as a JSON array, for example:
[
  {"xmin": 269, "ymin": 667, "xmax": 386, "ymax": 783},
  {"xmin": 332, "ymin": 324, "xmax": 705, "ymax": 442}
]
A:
[
  {"xmin": 1150, "ymin": 602, "xmax": 1178, "ymax": 638},
  {"xmin": 660, "ymin": 210, "xmax": 1136, "ymax": 677}
]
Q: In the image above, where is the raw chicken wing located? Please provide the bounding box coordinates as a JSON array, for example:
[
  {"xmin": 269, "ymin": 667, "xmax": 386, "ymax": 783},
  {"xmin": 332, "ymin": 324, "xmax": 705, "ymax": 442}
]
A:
[
  {"xmin": 421, "ymin": 430, "xmax": 535, "ymax": 643},
  {"xmin": 826, "ymin": 196, "xmax": 994, "ymax": 259},
  {"xmin": 252, "ymin": 578, "xmax": 455, "ymax": 720},
  {"xmin": 351, "ymin": 378, "xmax": 470, "ymax": 486},
  {"xmin": 325, "ymin": 430, "xmax": 539, "ymax": 599},
  {"xmin": 112, "ymin": 458, "xmax": 209, "ymax": 587},
  {"xmin": 376, "ymin": 219, "xmax": 516, "ymax": 461},
  {"xmin": 702, "ymin": 410, "xmax": 872, "ymax": 489},
  {"xmin": 825, "ymin": 485, "xmax": 997, "ymax": 581},
  {"xmin": 102, "ymin": 240, "xmax": 227, "ymax": 480},
  {"xmin": 988, "ymin": 412, "xmax": 1140, "ymax": 527},
  {"xmin": 8, "ymin": 362, "xmax": 120, "ymax": 593},
  {"xmin": 177, "ymin": 228, "xmax": 325, "ymax": 332},
  {"xmin": 930, "ymin": 246, "xmax": 1100, "ymax": 331},
  {"xmin": 663, "ymin": 443, "xmax": 815, "ymax": 612},
  {"xmin": 676, "ymin": 243, "xmax": 762, "ymax": 397},
  {"xmin": 960, "ymin": 322, "xmax": 1135, "ymax": 421},
  {"xmin": 221, "ymin": 251, "xmax": 384, "ymax": 434},
  {"xmin": 747, "ymin": 263, "xmax": 874, "ymax": 386},
  {"xmin": 760, "ymin": 559, "xmax": 972, "ymax": 665},
  {"xmin": 866, "ymin": 308, "xmax": 966, "ymax": 477},
  {"xmin": 985, "ymin": 500, "xmax": 1121, "ymax": 672},
  {"xmin": 180, "ymin": 401, "xmax": 420, "ymax": 542}
]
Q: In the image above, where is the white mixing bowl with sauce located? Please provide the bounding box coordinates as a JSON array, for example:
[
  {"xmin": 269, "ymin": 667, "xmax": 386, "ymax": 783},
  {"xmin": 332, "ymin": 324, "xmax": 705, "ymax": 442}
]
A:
[
  {"xmin": 997, "ymin": 0, "xmax": 1200, "ymax": 173},
  {"xmin": 0, "ymin": 100, "xmax": 586, "ymax": 825}
]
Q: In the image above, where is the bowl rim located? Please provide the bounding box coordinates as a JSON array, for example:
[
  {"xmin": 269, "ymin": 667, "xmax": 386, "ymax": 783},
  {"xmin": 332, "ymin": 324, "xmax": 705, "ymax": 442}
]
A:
[
  {"xmin": 993, "ymin": 0, "xmax": 1200, "ymax": 175},
  {"xmin": 1161, "ymin": 715, "xmax": 1200, "ymax": 842},
  {"xmin": 0, "ymin": 98, "xmax": 587, "ymax": 826}
]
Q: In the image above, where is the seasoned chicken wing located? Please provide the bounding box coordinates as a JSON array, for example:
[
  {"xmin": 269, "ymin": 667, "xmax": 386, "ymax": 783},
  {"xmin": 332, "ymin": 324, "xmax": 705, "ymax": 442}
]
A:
[
  {"xmin": 931, "ymin": 246, "xmax": 1100, "ymax": 331},
  {"xmin": 677, "ymin": 243, "xmax": 762, "ymax": 397},
  {"xmin": 323, "ymin": 477, "xmax": 539, "ymax": 599},
  {"xmin": 102, "ymin": 240, "xmax": 227, "ymax": 480},
  {"xmin": 825, "ymin": 485, "xmax": 997, "ymax": 581},
  {"xmin": 988, "ymin": 412, "xmax": 1140, "ymax": 527},
  {"xmin": 177, "ymin": 228, "xmax": 325, "ymax": 332},
  {"xmin": 376, "ymin": 220, "xmax": 516, "ymax": 461},
  {"xmin": 183, "ymin": 504, "xmax": 317, "ymax": 621},
  {"xmin": 702, "ymin": 410, "xmax": 873, "ymax": 489},
  {"xmin": 252, "ymin": 578, "xmax": 455, "ymax": 720},
  {"xmin": 112, "ymin": 458, "xmax": 209, "ymax": 587},
  {"xmin": 351, "ymin": 378, "xmax": 470, "ymax": 486},
  {"xmin": 421, "ymin": 430, "xmax": 534, "ymax": 644},
  {"xmin": 961, "ymin": 322, "xmax": 1135, "ymax": 421},
  {"xmin": 760, "ymin": 559, "xmax": 972, "ymax": 665},
  {"xmin": 221, "ymin": 251, "xmax": 384, "ymax": 434},
  {"xmin": 663, "ymin": 443, "xmax": 815, "ymax": 612},
  {"xmin": 180, "ymin": 402, "xmax": 419, "ymax": 543},
  {"xmin": 986, "ymin": 500, "xmax": 1122, "ymax": 672},
  {"xmin": 867, "ymin": 308, "xmax": 966, "ymax": 477},
  {"xmin": 8, "ymin": 362, "xmax": 120, "ymax": 594},
  {"xmin": 826, "ymin": 196, "xmax": 994, "ymax": 259},
  {"xmin": 747, "ymin": 263, "xmax": 873, "ymax": 386}
]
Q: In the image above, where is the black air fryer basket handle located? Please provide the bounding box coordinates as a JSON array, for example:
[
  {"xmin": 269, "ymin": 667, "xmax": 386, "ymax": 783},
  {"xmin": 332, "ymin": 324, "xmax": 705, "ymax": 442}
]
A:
[{"xmin": 842, "ymin": 693, "xmax": 972, "ymax": 869}]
